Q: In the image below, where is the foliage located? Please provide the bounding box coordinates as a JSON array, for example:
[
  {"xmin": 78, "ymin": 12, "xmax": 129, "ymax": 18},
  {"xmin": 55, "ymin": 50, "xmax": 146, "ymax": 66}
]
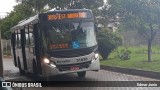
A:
[
  {"xmin": 0, "ymin": 4, "xmax": 34, "ymax": 39},
  {"xmin": 16, "ymin": 0, "xmax": 49, "ymax": 13},
  {"xmin": 108, "ymin": 0, "xmax": 160, "ymax": 62},
  {"xmin": 16, "ymin": 0, "xmax": 104, "ymax": 15},
  {"xmin": 116, "ymin": 48, "xmax": 131, "ymax": 60},
  {"xmin": 97, "ymin": 28, "xmax": 122, "ymax": 60}
]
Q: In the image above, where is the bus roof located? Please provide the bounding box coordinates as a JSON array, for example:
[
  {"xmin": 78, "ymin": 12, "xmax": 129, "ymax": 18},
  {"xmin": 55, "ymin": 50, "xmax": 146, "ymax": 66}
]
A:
[
  {"xmin": 10, "ymin": 15, "xmax": 38, "ymax": 32},
  {"xmin": 46, "ymin": 9, "xmax": 92, "ymax": 14}
]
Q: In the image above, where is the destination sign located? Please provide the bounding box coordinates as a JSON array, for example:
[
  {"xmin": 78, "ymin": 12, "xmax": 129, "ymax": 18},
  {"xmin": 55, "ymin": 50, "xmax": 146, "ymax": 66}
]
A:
[
  {"xmin": 49, "ymin": 43, "xmax": 69, "ymax": 49},
  {"xmin": 48, "ymin": 12, "xmax": 88, "ymax": 20}
]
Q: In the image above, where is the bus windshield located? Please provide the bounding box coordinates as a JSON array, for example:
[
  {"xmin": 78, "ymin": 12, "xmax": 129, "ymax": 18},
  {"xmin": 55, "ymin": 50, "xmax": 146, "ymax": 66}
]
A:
[{"xmin": 44, "ymin": 21, "xmax": 97, "ymax": 50}]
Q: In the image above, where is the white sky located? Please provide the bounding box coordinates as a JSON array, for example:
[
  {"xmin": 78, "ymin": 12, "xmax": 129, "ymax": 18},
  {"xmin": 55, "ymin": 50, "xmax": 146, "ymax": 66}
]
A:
[{"xmin": 0, "ymin": 0, "xmax": 17, "ymax": 17}]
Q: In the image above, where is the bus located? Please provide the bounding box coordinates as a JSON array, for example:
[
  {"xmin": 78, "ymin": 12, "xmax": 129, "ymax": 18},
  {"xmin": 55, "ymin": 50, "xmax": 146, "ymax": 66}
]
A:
[{"xmin": 10, "ymin": 9, "xmax": 100, "ymax": 78}]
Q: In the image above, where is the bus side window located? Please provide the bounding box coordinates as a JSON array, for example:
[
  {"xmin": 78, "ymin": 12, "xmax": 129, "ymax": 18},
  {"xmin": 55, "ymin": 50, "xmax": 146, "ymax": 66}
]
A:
[
  {"xmin": 29, "ymin": 25, "xmax": 34, "ymax": 46},
  {"xmin": 29, "ymin": 33, "xmax": 34, "ymax": 46},
  {"xmin": 15, "ymin": 31, "xmax": 19, "ymax": 48},
  {"xmin": 25, "ymin": 26, "xmax": 29, "ymax": 47},
  {"xmin": 17, "ymin": 30, "xmax": 21, "ymax": 48},
  {"xmin": 28, "ymin": 24, "xmax": 35, "ymax": 53}
]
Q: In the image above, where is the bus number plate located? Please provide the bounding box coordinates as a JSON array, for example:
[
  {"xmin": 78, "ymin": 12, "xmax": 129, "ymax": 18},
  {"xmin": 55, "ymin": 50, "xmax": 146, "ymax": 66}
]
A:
[{"xmin": 70, "ymin": 66, "xmax": 79, "ymax": 71}]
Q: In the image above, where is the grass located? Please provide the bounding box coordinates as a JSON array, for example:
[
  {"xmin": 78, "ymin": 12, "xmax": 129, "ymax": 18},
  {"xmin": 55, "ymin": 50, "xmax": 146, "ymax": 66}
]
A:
[{"xmin": 100, "ymin": 45, "xmax": 160, "ymax": 72}]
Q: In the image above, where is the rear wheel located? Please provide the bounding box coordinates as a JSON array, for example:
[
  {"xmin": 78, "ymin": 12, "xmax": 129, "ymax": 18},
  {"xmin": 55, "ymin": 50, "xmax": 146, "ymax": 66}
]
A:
[{"xmin": 77, "ymin": 71, "xmax": 86, "ymax": 78}]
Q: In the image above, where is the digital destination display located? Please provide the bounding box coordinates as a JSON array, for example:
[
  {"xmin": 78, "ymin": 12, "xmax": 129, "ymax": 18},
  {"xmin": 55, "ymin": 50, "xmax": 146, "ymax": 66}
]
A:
[
  {"xmin": 48, "ymin": 12, "xmax": 88, "ymax": 20},
  {"xmin": 49, "ymin": 44, "xmax": 69, "ymax": 49}
]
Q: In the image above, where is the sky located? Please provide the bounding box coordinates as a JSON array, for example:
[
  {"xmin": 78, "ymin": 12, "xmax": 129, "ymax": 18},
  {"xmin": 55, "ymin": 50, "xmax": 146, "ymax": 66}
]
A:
[{"xmin": 0, "ymin": 0, "xmax": 17, "ymax": 18}]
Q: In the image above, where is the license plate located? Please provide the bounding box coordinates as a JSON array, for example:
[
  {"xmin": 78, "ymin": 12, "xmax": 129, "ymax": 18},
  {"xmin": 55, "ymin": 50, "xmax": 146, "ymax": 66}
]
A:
[{"xmin": 70, "ymin": 66, "xmax": 79, "ymax": 71}]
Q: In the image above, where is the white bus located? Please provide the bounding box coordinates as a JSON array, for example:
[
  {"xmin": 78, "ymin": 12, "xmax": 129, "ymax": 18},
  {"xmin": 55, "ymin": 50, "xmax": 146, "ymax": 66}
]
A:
[{"xmin": 10, "ymin": 9, "xmax": 100, "ymax": 78}]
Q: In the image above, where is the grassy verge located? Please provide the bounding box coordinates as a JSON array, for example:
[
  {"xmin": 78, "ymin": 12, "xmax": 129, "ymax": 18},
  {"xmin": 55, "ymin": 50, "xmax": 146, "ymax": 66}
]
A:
[{"xmin": 100, "ymin": 46, "xmax": 160, "ymax": 72}]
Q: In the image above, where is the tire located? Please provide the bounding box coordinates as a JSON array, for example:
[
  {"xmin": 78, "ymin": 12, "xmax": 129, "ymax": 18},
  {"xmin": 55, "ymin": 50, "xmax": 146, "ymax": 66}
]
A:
[
  {"xmin": 77, "ymin": 71, "xmax": 86, "ymax": 78},
  {"xmin": 18, "ymin": 58, "xmax": 25, "ymax": 75}
]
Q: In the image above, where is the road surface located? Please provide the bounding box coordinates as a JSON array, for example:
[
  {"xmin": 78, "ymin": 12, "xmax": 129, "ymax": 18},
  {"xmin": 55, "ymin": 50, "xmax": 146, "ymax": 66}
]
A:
[{"xmin": 3, "ymin": 58, "xmax": 160, "ymax": 90}]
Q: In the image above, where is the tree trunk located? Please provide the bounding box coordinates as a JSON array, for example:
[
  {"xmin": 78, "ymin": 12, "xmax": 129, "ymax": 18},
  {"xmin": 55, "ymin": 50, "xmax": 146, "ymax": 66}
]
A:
[
  {"xmin": 148, "ymin": 41, "xmax": 152, "ymax": 62},
  {"xmin": 100, "ymin": 51, "xmax": 109, "ymax": 60}
]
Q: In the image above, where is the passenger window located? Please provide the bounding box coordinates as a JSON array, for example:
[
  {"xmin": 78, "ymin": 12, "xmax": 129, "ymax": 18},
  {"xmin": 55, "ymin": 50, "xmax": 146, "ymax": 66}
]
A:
[
  {"xmin": 25, "ymin": 26, "xmax": 29, "ymax": 47},
  {"xmin": 16, "ymin": 30, "xmax": 21, "ymax": 48},
  {"xmin": 29, "ymin": 32, "xmax": 34, "ymax": 46},
  {"xmin": 18, "ymin": 33, "xmax": 21, "ymax": 47},
  {"xmin": 29, "ymin": 25, "xmax": 34, "ymax": 46},
  {"xmin": 15, "ymin": 31, "xmax": 18, "ymax": 47}
]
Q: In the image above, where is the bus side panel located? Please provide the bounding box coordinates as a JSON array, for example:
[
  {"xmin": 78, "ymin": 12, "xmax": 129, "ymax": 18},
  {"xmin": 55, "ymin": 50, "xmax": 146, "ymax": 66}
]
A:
[
  {"xmin": 24, "ymin": 25, "xmax": 36, "ymax": 73},
  {"xmin": 24, "ymin": 26, "xmax": 32, "ymax": 73},
  {"xmin": 16, "ymin": 29, "xmax": 24, "ymax": 70}
]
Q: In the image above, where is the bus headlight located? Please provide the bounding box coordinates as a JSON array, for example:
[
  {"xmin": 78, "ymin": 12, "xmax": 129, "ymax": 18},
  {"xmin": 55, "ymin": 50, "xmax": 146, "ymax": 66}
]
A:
[
  {"xmin": 44, "ymin": 58, "xmax": 50, "ymax": 64},
  {"xmin": 92, "ymin": 53, "xmax": 99, "ymax": 63},
  {"xmin": 50, "ymin": 62, "xmax": 56, "ymax": 68},
  {"xmin": 44, "ymin": 58, "xmax": 56, "ymax": 68}
]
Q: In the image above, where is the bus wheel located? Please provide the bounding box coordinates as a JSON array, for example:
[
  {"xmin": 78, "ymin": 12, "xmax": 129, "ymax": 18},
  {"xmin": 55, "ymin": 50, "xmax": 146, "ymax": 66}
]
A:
[
  {"xmin": 77, "ymin": 71, "xmax": 86, "ymax": 78},
  {"xmin": 18, "ymin": 58, "xmax": 25, "ymax": 75},
  {"xmin": 33, "ymin": 60, "xmax": 38, "ymax": 76}
]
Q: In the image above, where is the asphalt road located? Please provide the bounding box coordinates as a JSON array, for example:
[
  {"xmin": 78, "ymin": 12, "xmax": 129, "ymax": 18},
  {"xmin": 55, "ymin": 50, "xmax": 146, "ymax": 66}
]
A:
[{"xmin": 3, "ymin": 58, "xmax": 160, "ymax": 90}]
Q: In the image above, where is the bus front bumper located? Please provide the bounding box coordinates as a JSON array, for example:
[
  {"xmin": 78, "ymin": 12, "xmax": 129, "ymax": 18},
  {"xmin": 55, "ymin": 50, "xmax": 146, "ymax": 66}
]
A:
[{"xmin": 42, "ymin": 59, "xmax": 100, "ymax": 77}]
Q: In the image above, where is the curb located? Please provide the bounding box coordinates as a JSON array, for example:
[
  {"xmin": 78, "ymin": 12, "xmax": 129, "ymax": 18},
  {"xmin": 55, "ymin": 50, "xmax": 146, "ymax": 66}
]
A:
[{"xmin": 100, "ymin": 65, "xmax": 160, "ymax": 79}]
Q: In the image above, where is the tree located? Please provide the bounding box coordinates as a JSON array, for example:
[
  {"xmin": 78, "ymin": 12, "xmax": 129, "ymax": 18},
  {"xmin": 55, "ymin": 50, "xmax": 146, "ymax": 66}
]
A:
[
  {"xmin": 0, "ymin": 4, "xmax": 34, "ymax": 39},
  {"xmin": 97, "ymin": 28, "xmax": 122, "ymax": 60},
  {"xmin": 107, "ymin": 0, "xmax": 160, "ymax": 62},
  {"xmin": 16, "ymin": 0, "xmax": 48, "ymax": 13}
]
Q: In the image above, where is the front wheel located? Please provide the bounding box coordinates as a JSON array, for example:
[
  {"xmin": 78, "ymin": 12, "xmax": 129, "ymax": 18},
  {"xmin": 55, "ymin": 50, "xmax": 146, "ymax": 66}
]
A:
[{"xmin": 77, "ymin": 71, "xmax": 86, "ymax": 78}]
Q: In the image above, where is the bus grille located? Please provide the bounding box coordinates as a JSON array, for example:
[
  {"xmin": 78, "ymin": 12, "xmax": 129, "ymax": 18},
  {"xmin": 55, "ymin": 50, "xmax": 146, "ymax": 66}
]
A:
[
  {"xmin": 47, "ymin": 45, "xmax": 98, "ymax": 58},
  {"xmin": 57, "ymin": 61, "xmax": 91, "ymax": 71}
]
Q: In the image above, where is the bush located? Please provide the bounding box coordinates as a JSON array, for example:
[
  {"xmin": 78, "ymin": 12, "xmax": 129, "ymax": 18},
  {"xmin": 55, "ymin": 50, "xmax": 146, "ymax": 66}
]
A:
[
  {"xmin": 117, "ymin": 48, "xmax": 131, "ymax": 60},
  {"xmin": 97, "ymin": 28, "xmax": 122, "ymax": 60}
]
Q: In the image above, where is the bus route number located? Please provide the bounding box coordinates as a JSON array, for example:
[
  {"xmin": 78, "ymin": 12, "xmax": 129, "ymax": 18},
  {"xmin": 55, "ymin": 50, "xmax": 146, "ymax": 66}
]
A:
[{"xmin": 76, "ymin": 58, "xmax": 88, "ymax": 62}]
